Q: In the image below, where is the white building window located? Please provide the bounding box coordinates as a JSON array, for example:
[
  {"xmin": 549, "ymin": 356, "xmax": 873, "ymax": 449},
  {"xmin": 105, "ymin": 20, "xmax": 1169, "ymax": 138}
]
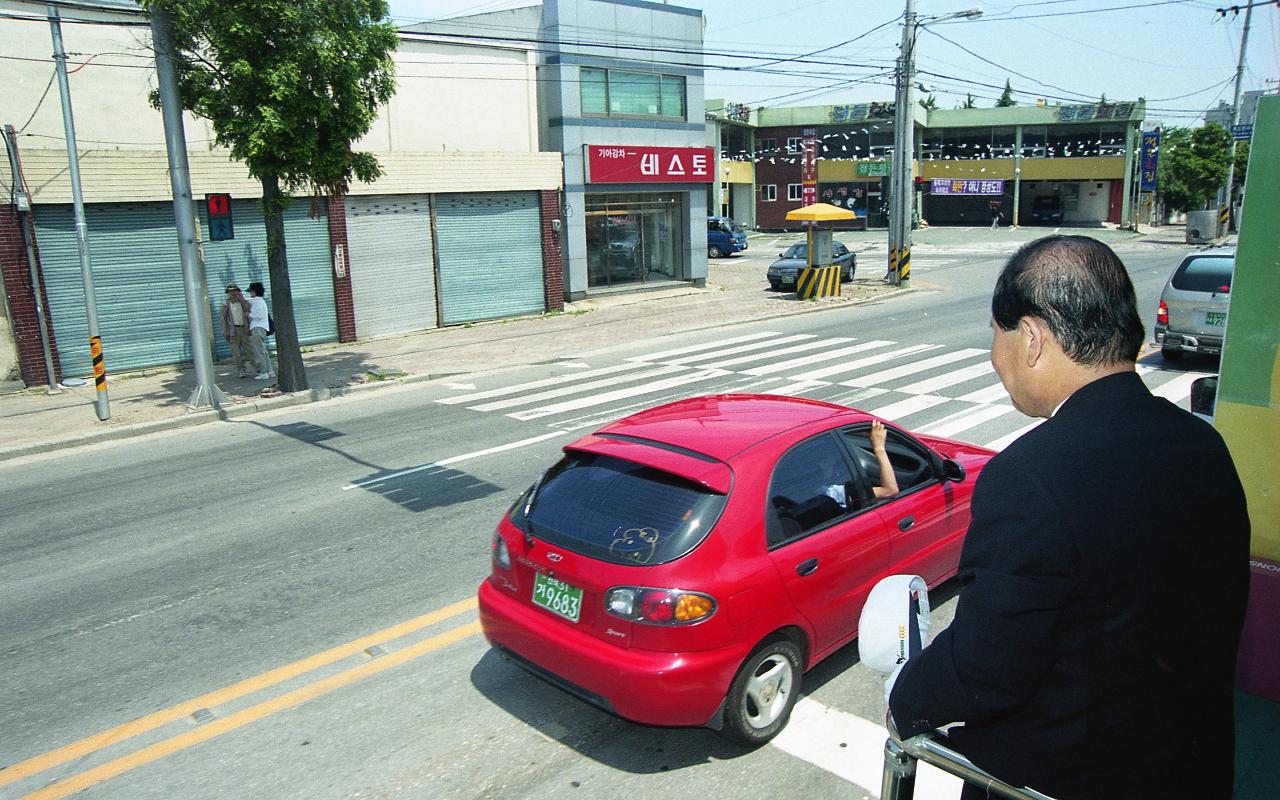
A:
[
  {"xmin": 760, "ymin": 185, "xmax": 777, "ymax": 202},
  {"xmin": 787, "ymin": 184, "xmax": 803, "ymax": 201},
  {"xmin": 757, "ymin": 138, "xmax": 777, "ymax": 153},
  {"xmin": 787, "ymin": 137, "xmax": 802, "ymax": 153}
]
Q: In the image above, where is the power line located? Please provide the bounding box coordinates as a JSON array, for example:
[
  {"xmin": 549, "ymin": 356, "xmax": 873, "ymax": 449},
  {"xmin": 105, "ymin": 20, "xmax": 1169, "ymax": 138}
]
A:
[{"xmin": 921, "ymin": 27, "xmax": 1097, "ymax": 102}]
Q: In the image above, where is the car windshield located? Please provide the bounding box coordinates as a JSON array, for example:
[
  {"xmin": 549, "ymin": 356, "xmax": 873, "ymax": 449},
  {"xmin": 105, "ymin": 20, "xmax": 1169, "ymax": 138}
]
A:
[
  {"xmin": 508, "ymin": 453, "xmax": 726, "ymax": 566},
  {"xmin": 782, "ymin": 243, "xmax": 844, "ymax": 259},
  {"xmin": 1033, "ymin": 197, "xmax": 1059, "ymax": 209},
  {"xmin": 1172, "ymin": 256, "xmax": 1234, "ymax": 293}
]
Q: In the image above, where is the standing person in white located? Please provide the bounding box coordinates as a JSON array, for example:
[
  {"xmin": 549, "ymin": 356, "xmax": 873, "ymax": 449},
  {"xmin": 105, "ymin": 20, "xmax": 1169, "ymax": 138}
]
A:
[{"xmin": 246, "ymin": 282, "xmax": 274, "ymax": 381}]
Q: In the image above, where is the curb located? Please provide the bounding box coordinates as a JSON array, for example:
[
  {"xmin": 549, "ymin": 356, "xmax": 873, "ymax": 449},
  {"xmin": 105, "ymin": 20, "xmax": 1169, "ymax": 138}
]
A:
[
  {"xmin": 0, "ymin": 284, "xmax": 919, "ymax": 462},
  {"xmin": 0, "ymin": 371, "xmax": 438, "ymax": 462}
]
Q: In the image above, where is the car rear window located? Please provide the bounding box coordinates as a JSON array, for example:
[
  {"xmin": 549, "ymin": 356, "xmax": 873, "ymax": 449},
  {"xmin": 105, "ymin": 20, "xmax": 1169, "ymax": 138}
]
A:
[
  {"xmin": 508, "ymin": 453, "xmax": 727, "ymax": 566},
  {"xmin": 1172, "ymin": 256, "xmax": 1234, "ymax": 293}
]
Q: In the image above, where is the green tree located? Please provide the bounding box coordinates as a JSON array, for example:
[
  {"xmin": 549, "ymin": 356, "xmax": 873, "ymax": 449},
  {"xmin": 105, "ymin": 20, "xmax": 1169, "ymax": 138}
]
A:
[
  {"xmin": 962, "ymin": 93, "xmax": 977, "ymax": 109},
  {"xmin": 919, "ymin": 94, "xmax": 938, "ymax": 111},
  {"xmin": 144, "ymin": 0, "xmax": 398, "ymax": 392},
  {"xmin": 1160, "ymin": 123, "xmax": 1233, "ymax": 212},
  {"xmin": 995, "ymin": 79, "xmax": 1016, "ymax": 107}
]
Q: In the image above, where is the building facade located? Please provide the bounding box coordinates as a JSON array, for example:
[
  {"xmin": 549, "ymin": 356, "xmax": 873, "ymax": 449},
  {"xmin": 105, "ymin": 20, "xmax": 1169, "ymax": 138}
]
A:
[
  {"xmin": 0, "ymin": 0, "xmax": 563, "ymax": 385},
  {"xmin": 537, "ymin": 0, "xmax": 709, "ymax": 300},
  {"xmin": 718, "ymin": 100, "xmax": 1145, "ymax": 231}
]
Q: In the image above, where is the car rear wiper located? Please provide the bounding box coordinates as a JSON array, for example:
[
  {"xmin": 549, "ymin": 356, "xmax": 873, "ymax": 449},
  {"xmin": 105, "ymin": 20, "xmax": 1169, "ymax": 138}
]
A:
[{"xmin": 519, "ymin": 473, "xmax": 545, "ymax": 549}]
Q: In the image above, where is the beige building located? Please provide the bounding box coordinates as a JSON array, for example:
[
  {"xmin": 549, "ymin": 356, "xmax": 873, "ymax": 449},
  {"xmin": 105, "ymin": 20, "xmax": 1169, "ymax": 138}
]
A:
[{"xmin": 0, "ymin": 0, "xmax": 564, "ymax": 383}]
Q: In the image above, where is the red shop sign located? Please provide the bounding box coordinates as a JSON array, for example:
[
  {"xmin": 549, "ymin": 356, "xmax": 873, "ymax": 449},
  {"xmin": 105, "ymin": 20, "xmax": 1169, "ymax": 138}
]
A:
[{"xmin": 585, "ymin": 144, "xmax": 714, "ymax": 184}]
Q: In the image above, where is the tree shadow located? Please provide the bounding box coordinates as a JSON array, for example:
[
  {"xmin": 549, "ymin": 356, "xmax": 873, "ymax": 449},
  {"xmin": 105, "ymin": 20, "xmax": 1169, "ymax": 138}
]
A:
[
  {"xmin": 234, "ymin": 419, "xmax": 503, "ymax": 513},
  {"xmin": 469, "ymin": 648, "xmax": 751, "ymax": 774},
  {"xmin": 139, "ymin": 349, "xmax": 416, "ymax": 410}
]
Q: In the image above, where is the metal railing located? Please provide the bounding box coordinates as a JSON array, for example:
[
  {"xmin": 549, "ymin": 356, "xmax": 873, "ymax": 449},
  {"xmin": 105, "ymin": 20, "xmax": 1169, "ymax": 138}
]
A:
[{"xmin": 881, "ymin": 734, "xmax": 1058, "ymax": 800}]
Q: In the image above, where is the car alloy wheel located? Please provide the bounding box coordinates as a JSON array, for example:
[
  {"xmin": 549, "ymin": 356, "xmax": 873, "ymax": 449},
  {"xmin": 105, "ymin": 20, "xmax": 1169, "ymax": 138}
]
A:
[
  {"xmin": 709, "ymin": 245, "xmax": 723, "ymax": 258},
  {"xmin": 719, "ymin": 638, "xmax": 802, "ymax": 747}
]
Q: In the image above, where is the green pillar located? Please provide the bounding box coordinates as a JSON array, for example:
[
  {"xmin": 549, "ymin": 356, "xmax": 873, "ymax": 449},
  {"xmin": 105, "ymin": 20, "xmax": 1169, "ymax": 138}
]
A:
[{"xmin": 1120, "ymin": 122, "xmax": 1137, "ymax": 228}]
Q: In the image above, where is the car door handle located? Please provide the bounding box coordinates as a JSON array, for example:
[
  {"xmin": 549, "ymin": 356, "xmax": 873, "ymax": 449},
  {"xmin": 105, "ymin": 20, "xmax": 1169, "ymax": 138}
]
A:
[
  {"xmin": 796, "ymin": 558, "xmax": 819, "ymax": 577},
  {"xmin": 898, "ymin": 515, "xmax": 915, "ymax": 532}
]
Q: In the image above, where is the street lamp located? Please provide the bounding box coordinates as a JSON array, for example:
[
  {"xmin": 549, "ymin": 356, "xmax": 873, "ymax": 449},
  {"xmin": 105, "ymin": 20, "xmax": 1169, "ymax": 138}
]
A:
[{"xmin": 889, "ymin": 5, "xmax": 982, "ymax": 286}]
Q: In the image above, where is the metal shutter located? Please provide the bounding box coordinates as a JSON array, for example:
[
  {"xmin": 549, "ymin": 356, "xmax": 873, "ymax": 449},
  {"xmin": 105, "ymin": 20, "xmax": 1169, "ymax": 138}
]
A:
[
  {"xmin": 435, "ymin": 192, "xmax": 543, "ymax": 325},
  {"xmin": 200, "ymin": 198, "xmax": 337, "ymax": 357},
  {"xmin": 34, "ymin": 202, "xmax": 190, "ymax": 376},
  {"xmin": 345, "ymin": 195, "xmax": 437, "ymax": 337}
]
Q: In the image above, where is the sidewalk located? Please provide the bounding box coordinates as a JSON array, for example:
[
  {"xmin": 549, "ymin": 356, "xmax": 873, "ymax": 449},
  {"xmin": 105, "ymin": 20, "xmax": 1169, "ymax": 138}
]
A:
[
  {"xmin": 0, "ymin": 258, "xmax": 907, "ymax": 461},
  {"xmin": 0, "ymin": 223, "xmax": 1221, "ymax": 461}
]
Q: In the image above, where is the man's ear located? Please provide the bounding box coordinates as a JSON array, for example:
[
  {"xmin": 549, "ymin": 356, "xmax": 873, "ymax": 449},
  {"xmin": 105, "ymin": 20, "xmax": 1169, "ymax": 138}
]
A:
[{"xmin": 1020, "ymin": 316, "xmax": 1049, "ymax": 367}]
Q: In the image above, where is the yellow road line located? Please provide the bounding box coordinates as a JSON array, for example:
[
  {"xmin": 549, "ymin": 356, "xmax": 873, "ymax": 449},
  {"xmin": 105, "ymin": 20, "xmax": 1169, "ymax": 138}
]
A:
[
  {"xmin": 23, "ymin": 621, "xmax": 483, "ymax": 800},
  {"xmin": 2, "ymin": 596, "xmax": 477, "ymax": 789}
]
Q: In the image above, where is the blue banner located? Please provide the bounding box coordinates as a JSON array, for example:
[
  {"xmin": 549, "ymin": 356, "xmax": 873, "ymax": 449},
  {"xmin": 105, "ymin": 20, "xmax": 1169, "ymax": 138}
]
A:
[{"xmin": 1139, "ymin": 131, "xmax": 1160, "ymax": 193}]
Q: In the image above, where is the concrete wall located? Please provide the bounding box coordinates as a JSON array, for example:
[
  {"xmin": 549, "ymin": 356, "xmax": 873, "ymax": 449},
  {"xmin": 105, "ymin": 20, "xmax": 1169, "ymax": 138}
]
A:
[{"xmin": 1, "ymin": 0, "xmax": 551, "ymax": 200}]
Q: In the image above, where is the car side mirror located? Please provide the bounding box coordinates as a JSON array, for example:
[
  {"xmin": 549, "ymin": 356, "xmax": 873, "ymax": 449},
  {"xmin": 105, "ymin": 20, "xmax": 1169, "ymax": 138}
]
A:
[
  {"xmin": 941, "ymin": 459, "xmax": 966, "ymax": 483},
  {"xmin": 1190, "ymin": 376, "xmax": 1218, "ymax": 418}
]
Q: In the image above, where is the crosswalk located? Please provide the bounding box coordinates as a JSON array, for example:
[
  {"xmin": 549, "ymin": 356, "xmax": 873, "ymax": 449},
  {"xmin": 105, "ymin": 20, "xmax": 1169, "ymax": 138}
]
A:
[{"xmin": 437, "ymin": 332, "xmax": 1212, "ymax": 451}]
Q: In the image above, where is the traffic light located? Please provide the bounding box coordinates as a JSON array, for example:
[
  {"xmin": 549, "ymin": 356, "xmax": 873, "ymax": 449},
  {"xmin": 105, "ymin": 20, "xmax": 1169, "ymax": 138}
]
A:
[{"xmin": 206, "ymin": 193, "xmax": 234, "ymax": 241}]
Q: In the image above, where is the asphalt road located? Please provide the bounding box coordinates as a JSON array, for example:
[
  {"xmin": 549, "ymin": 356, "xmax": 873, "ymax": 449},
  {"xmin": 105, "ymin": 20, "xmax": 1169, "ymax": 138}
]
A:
[{"xmin": 0, "ymin": 241, "xmax": 1211, "ymax": 800}]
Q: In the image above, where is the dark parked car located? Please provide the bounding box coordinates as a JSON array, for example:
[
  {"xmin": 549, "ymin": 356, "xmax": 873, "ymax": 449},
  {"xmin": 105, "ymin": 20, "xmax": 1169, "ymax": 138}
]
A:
[
  {"xmin": 1029, "ymin": 195, "xmax": 1064, "ymax": 225},
  {"xmin": 767, "ymin": 241, "xmax": 855, "ymax": 290},
  {"xmin": 1155, "ymin": 249, "xmax": 1234, "ymax": 359}
]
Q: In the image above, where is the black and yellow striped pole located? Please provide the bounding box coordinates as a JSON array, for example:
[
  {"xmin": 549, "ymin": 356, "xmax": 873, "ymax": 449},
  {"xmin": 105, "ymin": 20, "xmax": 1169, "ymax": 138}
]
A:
[
  {"xmin": 797, "ymin": 264, "xmax": 841, "ymax": 299},
  {"xmin": 897, "ymin": 244, "xmax": 911, "ymax": 285},
  {"xmin": 1218, "ymin": 205, "xmax": 1229, "ymax": 235},
  {"xmin": 49, "ymin": 5, "xmax": 109, "ymax": 420},
  {"xmin": 888, "ymin": 245, "xmax": 898, "ymax": 283}
]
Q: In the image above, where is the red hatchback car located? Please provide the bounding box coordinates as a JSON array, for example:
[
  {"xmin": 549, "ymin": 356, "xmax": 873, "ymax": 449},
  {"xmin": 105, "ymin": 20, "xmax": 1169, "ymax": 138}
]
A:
[{"xmin": 478, "ymin": 394, "xmax": 994, "ymax": 745}]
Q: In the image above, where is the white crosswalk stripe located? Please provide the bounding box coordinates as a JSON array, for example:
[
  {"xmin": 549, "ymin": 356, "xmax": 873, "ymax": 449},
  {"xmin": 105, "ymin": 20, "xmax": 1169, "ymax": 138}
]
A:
[
  {"xmin": 899, "ymin": 360, "xmax": 995, "ymax": 394},
  {"xmin": 841, "ymin": 348, "xmax": 989, "ymax": 388},
  {"xmin": 917, "ymin": 403, "xmax": 1020, "ymax": 438},
  {"xmin": 626, "ymin": 331, "xmax": 779, "ymax": 362},
  {"xmin": 742, "ymin": 339, "xmax": 896, "ymax": 376},
  {"xmin": 470, "ymin": 364, "xmax": 689, "ymax": 412},
  {"xmin": 435, "ymin": 336, "xmax": 1203, "ymax": 451},
  {"xmin": 698, "ymin": 337, "xmax": 853, "ymax": 370},
  {"xmin": 791, "ymin": 343, "xmax": 944, "ymax": 382},
  {"xmin": 436, "ymin": 362, "xmax": 644, "ymax": 405},
  {"xmin": 508, "ymin": 368, "xmax": 730, "ymax": 421},
  {"xmin": 663, "ymin": 334, "xmax": 817, "ymax": 365}
]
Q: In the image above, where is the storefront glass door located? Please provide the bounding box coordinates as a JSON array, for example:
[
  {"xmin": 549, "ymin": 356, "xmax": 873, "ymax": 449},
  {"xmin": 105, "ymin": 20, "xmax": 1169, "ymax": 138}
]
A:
[{"xmin": 585, "ymin": 193, "xmax": 681, "ymax": 288}]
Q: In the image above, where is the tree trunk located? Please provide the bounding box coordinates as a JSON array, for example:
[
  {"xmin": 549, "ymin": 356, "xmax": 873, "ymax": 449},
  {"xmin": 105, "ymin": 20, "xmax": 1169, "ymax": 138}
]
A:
[{"xmin": 261, "ymin": 173, "xmax": 308, "ymax": 393}]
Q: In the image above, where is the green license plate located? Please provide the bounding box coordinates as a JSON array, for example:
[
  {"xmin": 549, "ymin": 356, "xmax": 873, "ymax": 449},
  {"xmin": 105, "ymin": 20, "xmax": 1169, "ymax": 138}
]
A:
[
  {"xmin": 1205, "ymin": 311, "xmax": 1226, "ymax": 326},
  {"xmin": 532, "ymin": 573, "xmax": 583, "ymax": 623}
]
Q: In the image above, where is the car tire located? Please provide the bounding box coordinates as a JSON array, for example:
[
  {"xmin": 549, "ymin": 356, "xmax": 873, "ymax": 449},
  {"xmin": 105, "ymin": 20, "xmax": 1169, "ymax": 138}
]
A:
[
  {"xmin": 709, "ymin": 245, "xmax": 723, "ymax": 259},
  {"xmin": 719, "ymin": 637, "xmax": 803, "ymax": 748},
  {"xmin": 842, "ymin": 266, "xmax": 854, "ymax": 283},
  {"xmin": 1162, "ymin": 346, "xmax": 1183, "ymax": 361}
]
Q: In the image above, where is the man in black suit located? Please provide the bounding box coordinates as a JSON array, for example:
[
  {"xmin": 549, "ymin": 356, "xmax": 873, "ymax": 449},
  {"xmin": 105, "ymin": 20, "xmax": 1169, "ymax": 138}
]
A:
[{"xmin": 888, "ymin": 236, "xmax": 1250, "ymax": 799}]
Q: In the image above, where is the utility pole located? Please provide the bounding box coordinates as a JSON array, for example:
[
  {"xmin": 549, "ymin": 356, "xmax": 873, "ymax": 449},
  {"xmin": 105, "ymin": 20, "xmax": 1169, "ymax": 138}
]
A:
[
  {"xmin": 47, "ymin": 3, "xmax": 109, "ymax": 420},
  {"xmin": 890, "ymin": 4, "xmax": 982, "ymax": 286},
  {"xmin": 1222, "ymin": 2, "xmax": 1254, "ymax": 232},
  {"xmin": 150, "ymin": 4, "xmax": 225, "ymax": 409},
  {"xmin": 889, "ymin": 0, "xmax": 916, "ymax": 287}
]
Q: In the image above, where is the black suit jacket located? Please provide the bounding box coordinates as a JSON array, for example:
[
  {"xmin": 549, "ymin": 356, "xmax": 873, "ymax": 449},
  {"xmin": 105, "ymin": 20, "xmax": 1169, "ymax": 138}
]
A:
[{"xmin": 889, "ymin": 371, "xmax": 1250, "ymax": 799}]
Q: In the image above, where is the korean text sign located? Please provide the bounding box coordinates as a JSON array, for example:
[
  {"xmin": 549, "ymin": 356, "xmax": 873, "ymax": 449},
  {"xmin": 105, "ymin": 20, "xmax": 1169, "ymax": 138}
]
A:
[
  {"xmin": 586, "ymin": 145, "xmax": 715, "ymax": 183},
  {"xmin": 930, "ymin": 179, "xmax": 1004, "ymax": 196}
]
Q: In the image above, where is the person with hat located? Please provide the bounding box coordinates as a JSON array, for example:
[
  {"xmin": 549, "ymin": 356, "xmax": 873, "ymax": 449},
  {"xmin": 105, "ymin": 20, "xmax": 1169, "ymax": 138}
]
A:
[{"xmin": 219, "ymin": 283, "xmax": 253, "ymax": 378}]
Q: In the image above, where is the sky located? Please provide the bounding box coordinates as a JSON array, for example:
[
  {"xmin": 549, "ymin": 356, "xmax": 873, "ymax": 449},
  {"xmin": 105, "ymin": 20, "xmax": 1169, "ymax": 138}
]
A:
[{"xmin": 388, "ymin": 0, "xmax": 1280, "ymax": 127}]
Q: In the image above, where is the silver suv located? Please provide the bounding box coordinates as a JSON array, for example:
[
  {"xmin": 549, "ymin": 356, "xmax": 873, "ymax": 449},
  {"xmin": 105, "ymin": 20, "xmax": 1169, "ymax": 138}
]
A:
[{"xmin": 1155, "ymin": 249, "xmax": 1234, "ymax": 360}]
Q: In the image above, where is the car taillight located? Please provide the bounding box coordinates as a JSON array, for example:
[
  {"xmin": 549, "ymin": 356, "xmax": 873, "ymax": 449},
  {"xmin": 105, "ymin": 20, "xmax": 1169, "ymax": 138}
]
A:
[
  {"xmin": 605, "ymin": 587, "xmax": 716, "ymax": 625},
  {"xmin": 1157, "ymin": 300, "xmax": 1168, "ymax": 325},
  {"xmin": 492, "ymin": 531, "xmax": 511, "ymax": 570}
]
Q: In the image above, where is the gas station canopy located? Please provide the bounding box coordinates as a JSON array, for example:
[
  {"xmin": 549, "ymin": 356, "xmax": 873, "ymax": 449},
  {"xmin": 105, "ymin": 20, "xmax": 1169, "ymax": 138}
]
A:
[{"xmin": 784, "ymin": 202, "xmax": 857, "ymax": 222}]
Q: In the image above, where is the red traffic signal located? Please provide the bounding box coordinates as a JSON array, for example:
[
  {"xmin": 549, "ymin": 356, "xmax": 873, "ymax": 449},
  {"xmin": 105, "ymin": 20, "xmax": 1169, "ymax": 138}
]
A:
[{"xmin": 205, "ymin": 193, "xmax": 233, "ymax": 241}]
